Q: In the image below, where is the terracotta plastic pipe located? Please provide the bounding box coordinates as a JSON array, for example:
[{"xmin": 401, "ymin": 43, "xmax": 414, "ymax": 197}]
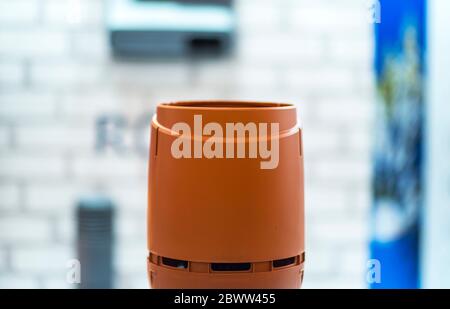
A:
[{"xmin": 148, "ymin": 101, "xmax": 304, "ymax": 288}]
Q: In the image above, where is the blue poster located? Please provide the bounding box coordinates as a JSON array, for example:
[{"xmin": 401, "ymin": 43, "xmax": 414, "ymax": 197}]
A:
[{"xmin": 371, "ymin": 0, "xmax": 426, "ymax": 289}]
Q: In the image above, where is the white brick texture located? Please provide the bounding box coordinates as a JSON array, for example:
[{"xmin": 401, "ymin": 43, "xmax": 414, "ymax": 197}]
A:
[
  {"xmin": 0, "ymin": 61, "xmax": 24, "ymax": 85},
  {"xmin": 0, "ymin": 274, "xmax": 39, "ymax": 289},
  {"xmin": 0, "ymin": 0, "xmax": 39, "ymax": 25},
  {"xmin": 0, "ymin": 154, "xmax": 66, "ymax": 179},
  {"xmin": 0, "ymin": 183, "xmax": 21, "ymax": 211},
  {"xmin": 0, "ymin": 216, "xmax": 52, "ymax": 244},
  {"xmin": 0, "ymin": 30, "xmax": 69, "ymax": 57},
  {"xmin": 10, "ymin": 245, "xmax": 73, "ymax": 274},
  {"xmin": 0, "ymin": 0, "xmax": 374, "ymax": 289}
]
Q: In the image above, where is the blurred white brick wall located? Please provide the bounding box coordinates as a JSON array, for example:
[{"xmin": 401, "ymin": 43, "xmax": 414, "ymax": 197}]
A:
[{"xmin": 0, "ymin": 0, "xmax": 374, "ymax": 288}]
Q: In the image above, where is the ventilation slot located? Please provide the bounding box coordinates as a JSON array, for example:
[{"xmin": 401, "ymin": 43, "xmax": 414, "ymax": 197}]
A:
[
  {"xmin": 273, "ymin": 256, "xmax": 296, "ymax": 268},
  {"xmin": 162, "ymin": 257, "xmax": 188, "ymax": 269},
  {"xmin": 211, "ymin": 263, "xmax": 251, "ymax": 272}
]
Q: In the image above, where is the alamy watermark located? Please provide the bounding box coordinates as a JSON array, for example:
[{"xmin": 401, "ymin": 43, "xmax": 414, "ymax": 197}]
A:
[
  {"xmin": 170, "ymin": 115, "xmax": 280, "ymax": 170},
  {"xmin": 66, "ymin": 259, "xmax": 81, "ymax": 285},
  {"xmin": 366, "ymin": 259, "xmax": 381, "ymax": 284},
  {"xmin": 367, "ymin": 0, "xmax": 381, "ymax": 24}
]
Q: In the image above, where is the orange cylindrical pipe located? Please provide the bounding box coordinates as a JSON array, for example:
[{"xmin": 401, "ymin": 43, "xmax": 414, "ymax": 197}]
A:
[{"xmin": 148, "ymin": 101, "xmax": 304, "ymax": 288}]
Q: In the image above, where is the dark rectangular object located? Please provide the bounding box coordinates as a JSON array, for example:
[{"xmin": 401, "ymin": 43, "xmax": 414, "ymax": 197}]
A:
[
  {"xmin": 211, "ymin": 263, "xmax": 251, "ymax": 272},
  {"xmin": 162, "ymin": 257, "xmax": 189, "ymax": 269},
  {"xmin": 77, "ymin": 196, "xmax": 114, "ymax": 289},
  {"xmin": 273, "ymin": 257, "xmax": 296, "ymax": 268},
  {"xmin": 108, "ymin": 0, "xmax": 235, "ymax": 57}
]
